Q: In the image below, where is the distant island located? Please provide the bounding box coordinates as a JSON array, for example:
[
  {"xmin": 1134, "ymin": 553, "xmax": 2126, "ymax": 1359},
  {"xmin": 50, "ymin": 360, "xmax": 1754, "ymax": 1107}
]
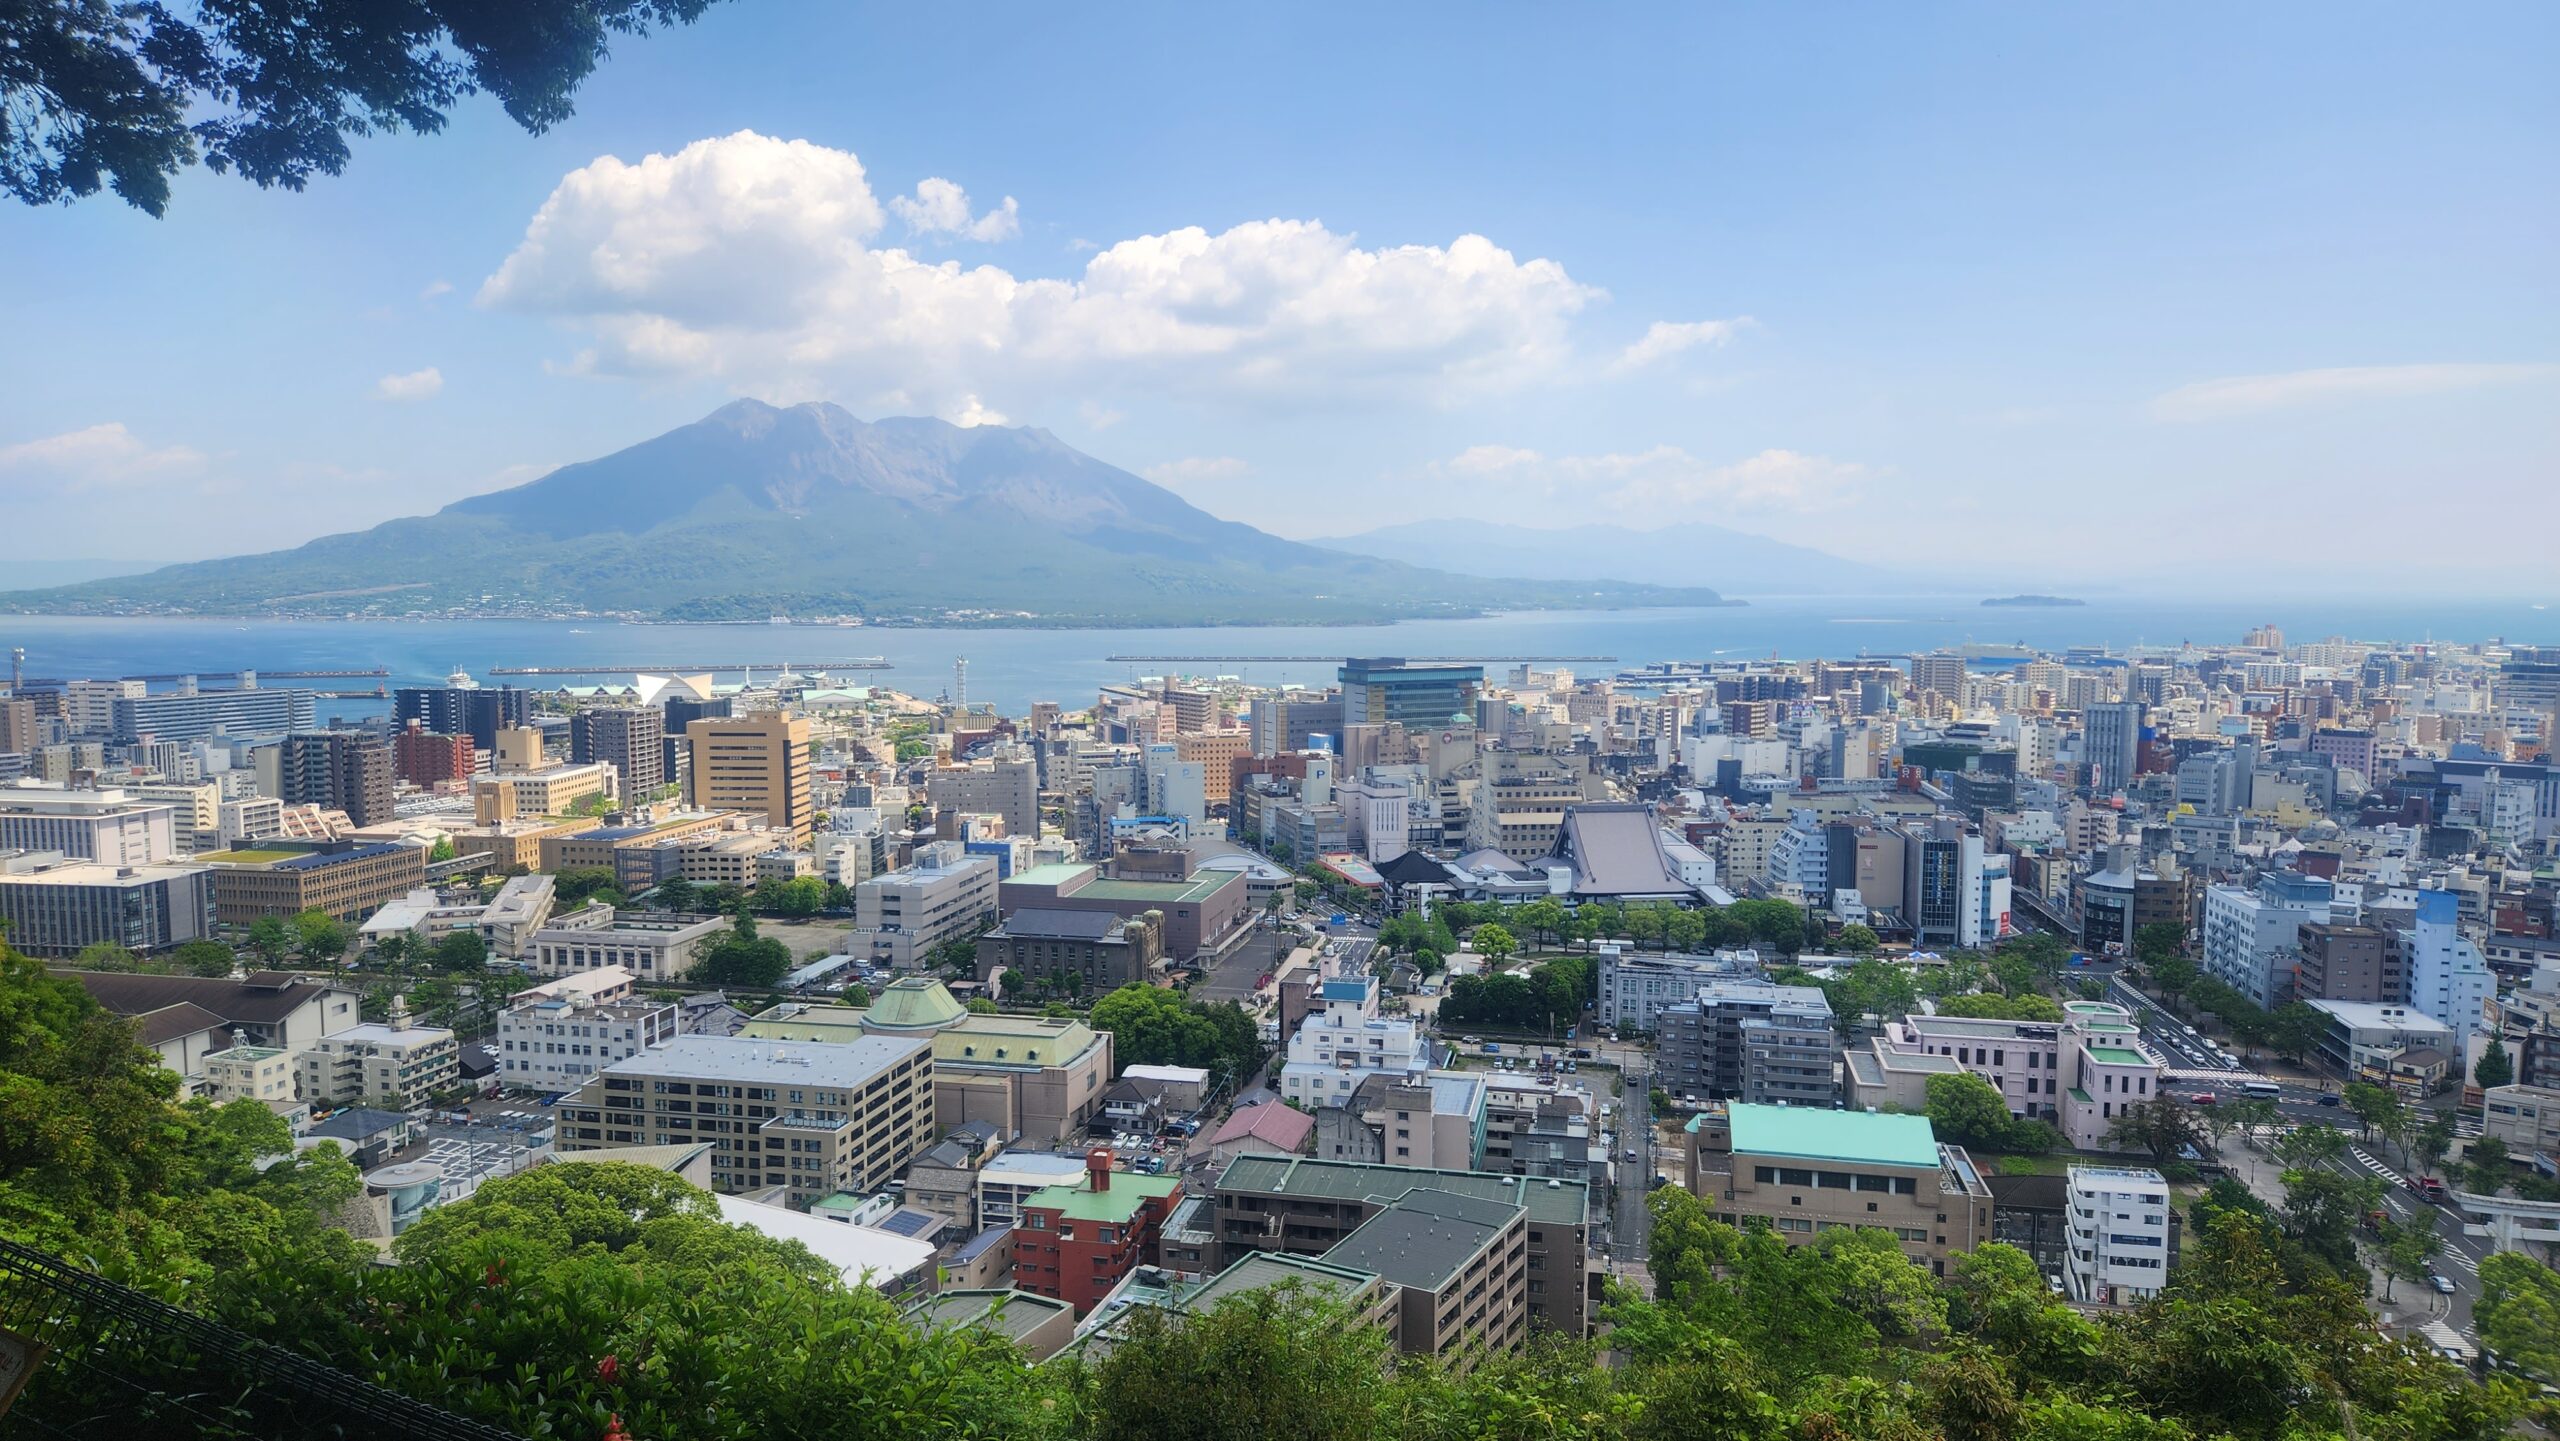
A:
[{"xmin": 1982, "ymin": 594, "xmax": 2085, "ymax": 607}]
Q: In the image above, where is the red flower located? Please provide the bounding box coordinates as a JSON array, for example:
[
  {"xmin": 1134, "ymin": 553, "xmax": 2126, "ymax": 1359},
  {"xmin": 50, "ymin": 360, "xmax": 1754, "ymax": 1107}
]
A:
[
  {"xmin": 596, "ymin": 1354, "xmax": 621, "ymax": 1385},
  {"xmin": 601, "ymin": 1413, "xmax": 631, "ymax": 1441}
]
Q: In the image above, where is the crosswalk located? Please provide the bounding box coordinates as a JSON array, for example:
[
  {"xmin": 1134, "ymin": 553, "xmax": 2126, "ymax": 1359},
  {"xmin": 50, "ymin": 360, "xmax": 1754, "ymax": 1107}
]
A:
[
  {"xmin": 2442, "ymin": 1248, "xmax": 2480, "ymax": 1276},
  {"xmin": 2350, "ymin": 1146, "xmax": 2409, "ymax": 1190}
]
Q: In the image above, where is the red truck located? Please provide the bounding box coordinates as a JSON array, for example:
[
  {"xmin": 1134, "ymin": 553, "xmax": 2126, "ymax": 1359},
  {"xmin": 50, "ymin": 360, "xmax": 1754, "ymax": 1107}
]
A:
[{"xmin": 2412, "ymin": 1176, "xmax": 2448, "ymax": 1202}]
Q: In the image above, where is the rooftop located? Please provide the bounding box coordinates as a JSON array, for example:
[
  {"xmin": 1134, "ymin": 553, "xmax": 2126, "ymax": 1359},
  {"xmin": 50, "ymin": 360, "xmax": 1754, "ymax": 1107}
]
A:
[
  {"xmin": 1726, "ymin": 1103, "xmax": 1941, "ymax": 1170},
  {"xmin": 600, "ymin": 1032, "xmax": 929, "ymax": 1087},
  {"xmin": 2085, "ymin": 1045, "xmax": 2151, "ymax": 1067},
  {"xmin": 905, "ymin": 1288, "xmax": 1074, "ymax": 1344},
  {"xmin": 1183, "ymin": 1251, "xmax": 1379, "ymax": 1314},
  {"xmin": 1023, "ymin": 1170, "xmax": 1184, "ymax": 1224},
  {"xmin": 1215, "ymin": 1155, "xmax": 1588, "ymax": 1225},
  {"xmin": 712, "ymin": 1194, "xmax": 935, "ymax": 1290},
  {"xmin": 1321, "ymin": 1188, "xmax": 1521, "ymax": 1290}
]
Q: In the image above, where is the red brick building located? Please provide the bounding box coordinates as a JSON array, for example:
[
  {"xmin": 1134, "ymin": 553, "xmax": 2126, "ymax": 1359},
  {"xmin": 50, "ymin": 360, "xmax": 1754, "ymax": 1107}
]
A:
[
  {"xmin": 394, "ymin": 721, "xmax": 475, "ymax": 787},
  {"xmin": 1016, "ymin": 1149, "xmax": 1182, "ymax": 1315}
]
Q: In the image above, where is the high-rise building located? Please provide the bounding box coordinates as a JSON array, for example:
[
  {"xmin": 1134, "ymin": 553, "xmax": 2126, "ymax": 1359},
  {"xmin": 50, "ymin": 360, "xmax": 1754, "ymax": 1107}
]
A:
[
  {"xmin": 571, "ymin": 706, "xmax": 666, "ymax": 801},
  {"xmin": 2064, "ymin": 1166, "xmax": 2170, "ymax": 1305},
  {"xmin": 2402, "ymin": 890, "xmax": 2493, "ymax": 1046},
  {"xmin": 0, "ymin": 697, "xmax": 37, "ymax": 754},
  {"xmin": 1338, "ymin": 659, "xmax": 1483, "ymax": 729},
  {"xmin": 2083, "ymin": 701, "xmax": 2144, "ymax": 795},
  {"xmin": 392, "ymin": 720, "xmax": 476, "ymax": 787},
  {"xmin": 1909, "ymin": 652, "xmax": 1967, "ymax": 698},
  {"xmin": 924, "ymin": 748, "xmax": 1039, "ymax": 837},
  {"xmin": 111, "ymin": 687, "xmax": 315, "ymax": 744},
  {"xmin": 684, "ymin": 712, "xmax": 813, "ymax": 842},
  {"xmin": 394, "ymin": 684, "xmax": 530, "ymax": 751},
  {"xmin": 279, "ymin": 732, "xmax": 394, "ymax": 827}
]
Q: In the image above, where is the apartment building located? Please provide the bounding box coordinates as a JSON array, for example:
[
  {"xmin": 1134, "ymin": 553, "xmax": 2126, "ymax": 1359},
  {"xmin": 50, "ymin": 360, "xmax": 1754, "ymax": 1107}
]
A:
[
  {"xmin": 110, "ymin": 686, "xmax": 316, "ymax": 744},
  {"xmin": 686, "ymin": 713, "xmax": 814, "ymax": 845},
  {"xmin": 495, "ymin": 965, "xmax": 683, "ymax": 1092},
  {"xmin": 524, "ymin": 906, "xmax": 728, "ymax": 982},
  {"xmin": 1684, "ymin": 1103, "xmax": 1993, "ymax": 1277},
  {"xmin": 2295, "ymin": 923, "xmax": 2400, "ymax": 1004},
  {"xmin": 1321, "ymin": 1188, "xmax": 1528, "ymax": 1371},
  {"xmin": 1476, "ymin": 1074, "xmax": 1603, "ymax": 1189},
  {"xmin": 1208, "ymin": 1156, "xmax": 1592, "ymax": 1336},
  {"xmin": 1309, "ymin": 1073, "xmax": 1486, "ymax": 1171},
  {"xmin": 2202, "ymin": 870, "xmax": 2333, "ymax": 1008},
  {"xmin": 537, "ymin": 809, "xmax": 735, "ymax": 880},
  {"xmin": 200, "ymin": 1039, "xmax": 298, "ymax": 1106},
  {"xmin": 279, "ymin": 732, "xmax": 394, "ymax": 828},
  {"xmin": 851, "ymin": 842, "xmax": 1000, "ymax": 968},
  {"xmin": 925, "ymin": 750, "xmax": 1039, "ymax": 840},
  {"xmin": 393, "ymin": 721, "xmax": 476, "ymax": 787},
  {"xmin": 0, "ymin": 855, "xmax": 216, "ymax": 956},
  {"xmin": 557, "ymin": 1033, "xmax": 936, "ymax": 1205},
  {"xmin": 571, "ymin": 706, "xmax": 667, "ymax": 800},
  {"xmin": 1016, "ymin": 1151, "xmax": 1185, "ymax": 1315},
  {"xmin": 202, "ymin": 841, "xmax": 427, "ymax": 924},
  {"xmin": 1653, "ymin": 981, "xmax": 1835, "ymax": 1106},
  {"xmin": 298, "ymin": 999, "xmax": 460, "ymax": 1108},
  {"xmin": 2064, "ymin": 1165, "xmax": 2171, "ymax": 1305},
  {"xmin": 1595, "ymin": 945, "xmax": 1767, "ymax": 1030},
  {"xmin": 1279, "ymin": 974, "xmax": 1433, "ymax": 1108}
]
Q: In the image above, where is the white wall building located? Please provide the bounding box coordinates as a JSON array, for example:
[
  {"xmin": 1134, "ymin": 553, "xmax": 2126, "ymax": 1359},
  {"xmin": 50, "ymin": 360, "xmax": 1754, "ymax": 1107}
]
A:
[
  {"xmin": 2065, "ymin": 1165, "xmax": 2171, "ymax": 1305},
  {"xmin": 2403, "ymin": 889, "xmax": 2493, "ymax": 1046},
  {"xmin": 496, "ymin": 965, "xmax": 683, "ymax": 1093},
  {"xmin": 1278, "ymin": 974, "xmax": 1431, "ymax": 1108}
]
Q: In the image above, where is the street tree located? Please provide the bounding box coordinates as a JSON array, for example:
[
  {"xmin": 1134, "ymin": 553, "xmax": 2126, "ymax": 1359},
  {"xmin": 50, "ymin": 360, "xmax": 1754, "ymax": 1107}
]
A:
[
  {"xmin": 2476, "ymin": 1252, "xmax": 2560, "ymax": 1385},
  {"xmin": 2473, "ymin": 1036, "xmax": 2514, "ymax": 1090},
  {"xmin": 1835, "ymin": 923, "xmax": 1880, "ymax": 957},
  {"xmin": 2463, "ymin": 1136, "xmax": 2511, "ymax": 1196},
  {"xmin": 2374, "ymin": 1219, "xmax": 2441, "ymax": 1302},
  {"xmin": 1472, "ymin": 923, "xmax": 1517, "ymax": 964},
  {"xmin": 2106, "ymin": 1095, "xmax": 2215, "ymax": 1166},
  {"xmin": 2341, "ymin": 1081, "xmax": 2403, "ymax": 1145}
]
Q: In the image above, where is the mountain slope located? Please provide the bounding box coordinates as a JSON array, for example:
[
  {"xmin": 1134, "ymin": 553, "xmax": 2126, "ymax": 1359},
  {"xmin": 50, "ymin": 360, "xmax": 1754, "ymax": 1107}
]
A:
[
  {"xmin": 1310, "ymin": 517, "xmax": 1926, "ymax": 596},
  {"xmin": 2, "ymin": 402, "xmax": 1728, "ymax": 625}
]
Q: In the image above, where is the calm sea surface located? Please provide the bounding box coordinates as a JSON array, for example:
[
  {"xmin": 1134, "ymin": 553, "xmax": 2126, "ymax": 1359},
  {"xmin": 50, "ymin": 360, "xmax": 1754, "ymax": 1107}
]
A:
[{"xmin": 4, "ymin": 595, "xmax": 2553, "ymax": 719}]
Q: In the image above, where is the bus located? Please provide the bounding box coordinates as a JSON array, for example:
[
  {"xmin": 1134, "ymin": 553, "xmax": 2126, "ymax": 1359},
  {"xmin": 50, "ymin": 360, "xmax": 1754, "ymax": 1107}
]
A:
[{"xmin": 2241, "ymin": 1080, "xmax": 2282, "ymax": 1098}]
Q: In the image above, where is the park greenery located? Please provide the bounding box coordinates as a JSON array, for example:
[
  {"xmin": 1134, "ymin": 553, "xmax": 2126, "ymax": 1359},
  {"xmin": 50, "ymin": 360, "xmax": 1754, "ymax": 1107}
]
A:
[
  {"xmin": 1088, "ymin": 983, "xmax": 1266, "ymax": 1089},
  {"xmin": 0, "ymin": 928, "xmax": 2543, "ymax": 1437}
]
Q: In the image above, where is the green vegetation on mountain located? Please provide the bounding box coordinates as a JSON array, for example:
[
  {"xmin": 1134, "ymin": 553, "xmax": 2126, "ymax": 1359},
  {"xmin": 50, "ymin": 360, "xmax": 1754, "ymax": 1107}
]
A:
[{"xmin": 2, "ymin": 400, "xmax": 1726, "ymax": 625}]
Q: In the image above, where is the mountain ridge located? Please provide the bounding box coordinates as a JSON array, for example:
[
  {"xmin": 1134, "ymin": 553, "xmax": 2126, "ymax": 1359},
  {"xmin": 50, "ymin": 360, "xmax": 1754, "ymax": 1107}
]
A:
[
  {"xmin": 1309, "ymin": 517, "xmax": 1928, "ymax": 596},
  {"xmin": 0, "ymin": 402, "xmax": 1733, "ymax": 626}
]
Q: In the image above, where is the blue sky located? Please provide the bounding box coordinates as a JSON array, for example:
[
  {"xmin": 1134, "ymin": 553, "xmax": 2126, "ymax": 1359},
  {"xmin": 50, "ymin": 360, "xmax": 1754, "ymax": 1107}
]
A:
[{"xmin": 2, "ymin": 2, "xmax": 2552, "ymax": 593}]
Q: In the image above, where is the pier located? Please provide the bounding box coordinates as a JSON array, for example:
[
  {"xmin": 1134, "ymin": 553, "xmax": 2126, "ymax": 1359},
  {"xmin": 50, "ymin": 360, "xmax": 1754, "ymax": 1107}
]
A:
[
  {"xmin": 485, "ymin": 659, "xmax": 891, "ymax": 675},
  {"xmin": 1104, "ymin": 654, "xmax": 1617, "ymax": 664}
]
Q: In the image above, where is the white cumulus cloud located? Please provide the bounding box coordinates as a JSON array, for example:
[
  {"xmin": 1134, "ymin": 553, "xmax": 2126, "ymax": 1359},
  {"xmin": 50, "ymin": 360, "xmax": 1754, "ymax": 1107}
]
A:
[
  {"xmin": 2150, "ymin": 363, "xmax": 2556, "ymax": 420},
  {"xmin": 478, "ymin": 130, "xmax": 1606, "ymax": 414},
  {"xmin": 375, "ymin": 367, "xmax": 445, "ymax": 401},
  {"xmin": 1425, "ymin": 443, "xmax": 1867, "ymax": 516},
  {"xmin": 1612, "ymin": 318, "xmax": 1747, "ymax": 372},
  {"xmin": 891, "ymin": 177, "xmax": 1021, "ymax": 242},
  {"xmin": 0, "ymin": 422, "xmax": 206, "ymax": 489}
]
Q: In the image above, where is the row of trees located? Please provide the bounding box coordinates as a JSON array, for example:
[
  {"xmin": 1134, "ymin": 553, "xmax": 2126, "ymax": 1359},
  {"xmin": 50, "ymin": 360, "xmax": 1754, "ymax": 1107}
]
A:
[
  {"xmin": 1435, "ymin": 954, "xmax": 1595, "ymax": 1033},
  {"xmin": 1088, "ymin": 983, "xmax": 1267, "ymax": 1089}
]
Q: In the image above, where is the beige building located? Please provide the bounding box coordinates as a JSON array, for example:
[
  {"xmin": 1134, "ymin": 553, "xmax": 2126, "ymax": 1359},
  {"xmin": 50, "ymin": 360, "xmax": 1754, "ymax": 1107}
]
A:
[
  {"xmin": 1320, "ymin": 1189, "xmax": 1528, "ymax": 1370},
  {"xmin": 556, "ymin": 1033, "xmax": 936, "ymax": 1206},
  {"xmin": 1683, "ymin": 1102, "xmax": 1993, "ymax": 1278},
  {"xmin": 851, "ymin": 842, "xmax": 999, "ymax": 969},
  {"xmin": 201, "ymin": 841, "xmax": 428, "ymax": 924},
  {"xmin": 687, "ymin": 713, "xmax": 815, "ymax": 845},
  {"xmin": 741, "ymin": 980, "xmax": 1115, "ymax": 1148},
  {"xmin": 480, "ymin": 763, "xmax": 616, "ymax": 819},
  {"xmin": 298, "ymin": 998, "xmax": 460, "ymax": 1108},
  {"xmin": 1174, "ymin": 731, "xmax": 1252, "ymax": 806},
  {"xmin": 524, "ymin": 905, "xmax": 728, "ymax": 982},
  {"xmin": 200, "ymin": 1037, "xmax": 298, "ymax": 1105}
]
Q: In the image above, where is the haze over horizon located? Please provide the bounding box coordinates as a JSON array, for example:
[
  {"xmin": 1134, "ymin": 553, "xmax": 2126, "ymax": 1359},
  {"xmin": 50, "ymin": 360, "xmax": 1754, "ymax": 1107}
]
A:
[{"xmin": 2, "ymin": 4, "xmax": 2552, "ymax": 598}]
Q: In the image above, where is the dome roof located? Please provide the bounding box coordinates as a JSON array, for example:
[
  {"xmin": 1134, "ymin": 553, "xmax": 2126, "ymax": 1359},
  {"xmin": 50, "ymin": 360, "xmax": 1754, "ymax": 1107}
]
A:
[{"xmin": 861, "ymin": 978, "xmax": 966, "ymax": 1033}]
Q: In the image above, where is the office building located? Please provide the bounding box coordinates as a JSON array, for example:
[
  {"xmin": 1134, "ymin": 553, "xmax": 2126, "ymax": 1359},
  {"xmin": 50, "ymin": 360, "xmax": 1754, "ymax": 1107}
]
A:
[
  {"xmin": 110, "ymin": 686, "xmax": 316, "ymax": 744},
  {"xmin": 1307, "ymin": 1073, "xmax": 1483, "ymax": 1172},
  {"xmin": 2083, "ymin": 701, "xmax": 2144, "ymax": 795},
  {"xmin": 1596, "ymin": 946, "xmax": 1766, "ymax": 1030},
  {"xmin": 280, "ymin": 732, "xmax": 394, "ymax": 828},
  {"xmin": 0, "ymin": 855, "xmax": 216, "ymax": 956},
  {"xmin": 685, "ymin": 713, "xmax": 814, "ymax": 844},
  {"xmin": 926, "ymin": 749, "xmax": 1039, "ymax": 840},
  {"xmin": 1909, "ymin": 652, "xmax": 1967, "ymax": 698},
  {"xmin": 2063, "ymin": 1166, "xmax": 2171, "ymax": 1306},
  {"xmin": 851, "ymin": 842, "xmax": 1001, "ymax": 969},
  {"xmin": 1338, "ymin": 658, "xmax": 1484, "ymax": 729},
  {"xmin": 557, "ymin": 1033, "xmax": 937, "ymax": 1205},
  {"xmin": 571, "ymin": 706, "xmax": 666, "ymax": 801},
  {"xmin": 1016, "ymin": 1151, "xmax": 1185, "ymax": 1315},
  {"xmin": 1851, "ymin": 1001, "xmax": 2165, "ymax": 1151},
  {"xmin": 395, "ymin": 684, "xmax": 530, "ymax": 751},
  {"xmin": 494, "ymin": 966, "xmax": 683, "ymax": 1093},
  {"xmin": 1208, "ymin": 1155, "xmax": 1592, "ymax": 1335},
  {"xmin": 741, "ymin": 981, "xmax": 1116, "ymax": 1148},
  {"xmin": 0, "ymin": 782, "xmax": 178, "ymax": 865},
  {"xmin": 297, "ymin": 998, "xmax": 460, "ymax": 1108},
  {"xmin": 2402, "ymin": 890, "xmax": 2493, "ymax": 1046},
  {"xmin": 2295, "ymin": 923, "xmax": 2399, "ymax": 1004},
  {"xmin": 0, "ymin": 697, "xmax": 36, "ymax": 754},
  {"xmin": 1683, "ymin": 1103, "xmax": 1992, "ymax": 1277},
  {"xmin": 200, "ymin": 841, "xmax": 427, "ymax": 924},
  {"xmin": 2202, "ymin": 871, "xmax": 2333, "ymax": 1008},
  {"xmin": 1655, "ymin": 982, "xmax": 1836, "ymax": 1106}
]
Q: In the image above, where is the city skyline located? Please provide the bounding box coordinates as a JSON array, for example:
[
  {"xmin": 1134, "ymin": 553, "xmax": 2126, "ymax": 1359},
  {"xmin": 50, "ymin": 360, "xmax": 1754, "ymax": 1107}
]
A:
[{"xmin": 0, "ymin": 3, "xmax": 2552, "ymax": 595}]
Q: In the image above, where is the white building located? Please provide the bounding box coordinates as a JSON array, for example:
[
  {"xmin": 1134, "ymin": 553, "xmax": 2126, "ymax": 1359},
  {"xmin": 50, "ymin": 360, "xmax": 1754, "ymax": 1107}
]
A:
[
  {"xmin": 2403, "ymin": 890, "xmax": 2492, "ymax": 1046},
  {"xmin": 0, "ymin": 781, "xmax": 178, "ymax": 866},
  {"xmin": 848, "ymin": 841, "xmax": 999, "ymax": 969},
  {"xmin": 495, "ymin": 965, "xmax": 682, "ymax": 1093},
  {"xmin": 1278, "ymin": 974, "xmax": 1432, "ymax": 1108},
  {"xmin": 2201, "ymin": 871, "xmax": 2333, "ymax": 1008},
  {"xmin": 2065, "ymin": 1165, "xmax": 2171, "ymax": 1305},
  {"xmin": 525, "ymin": 906, "xmax": 728, "ymax": 981},
  {"xmin": 1596, "ymin": 945, "xmax": 1765, "ymax": 1030},
  {"xmin": 1141, "ymin": 744, "xmax": 1208, "ymax": 828}
]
